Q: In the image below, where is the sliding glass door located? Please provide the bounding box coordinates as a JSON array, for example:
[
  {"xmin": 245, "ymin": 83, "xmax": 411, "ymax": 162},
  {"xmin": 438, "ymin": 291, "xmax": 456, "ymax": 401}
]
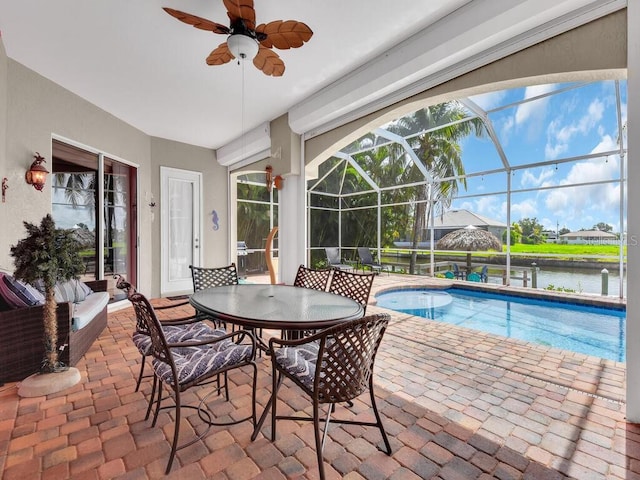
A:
[{"xmin": 52, "ymin": 139, "xmax": 137, "ymax": 300}]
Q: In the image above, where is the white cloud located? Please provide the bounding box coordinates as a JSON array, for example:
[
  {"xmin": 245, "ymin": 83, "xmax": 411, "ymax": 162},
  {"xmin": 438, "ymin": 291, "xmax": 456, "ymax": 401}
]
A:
[
  {"xmin": 515, "ymin": 84, "xmax": 556, "ymax": 126},
  {"xmin": 545, "ymin": 98, "xmax": 605, "ymax": 160},
  {"xmin": 540, "ymin": 218, "xmax": 558, "ymax": 231},
  {"xmin": 458, "ymin": 200, "xmax": 475, "ymax": 211},
  {"xmin": 511, "ymin": 198, "xmax": 539, "ymax": 220},
  {"xmin": 543, "ymin": 155, "xmax": 620, "ymax": 229},
  {"xmin": 520, "ymin": 168, "xmax": 555, "ymax": 188},
  {"xmin": 496, "ymin": 116, "xmax": 514, "ymax": 148},
  {"xmin": 545, "ymin": 142, "xmax": 568, "ymax": 159},
  {"xmin": 458, "ymin": 196, "xmax": 503, "ymax": 222},
  {"xmin": 591, "ymin": 134, "xmax": 618, "ymax": 154}
]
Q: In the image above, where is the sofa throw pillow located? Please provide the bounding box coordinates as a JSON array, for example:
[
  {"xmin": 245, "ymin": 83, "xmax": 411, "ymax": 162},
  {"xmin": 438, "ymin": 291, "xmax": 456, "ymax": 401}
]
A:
[
  {"xmin": 34, "ymin": 278, "xmax": 90, "ymax": 303},
  {"xmin": 0, "ymin": 273, "xmax": 30, "ymax": 308},
  {"xmin": 77, "ymin": 280, "xmax": 94, "ymax": 298},
  {"xmin": 2, "ymin": 275, "xmax": 45, "ymax": 306}
]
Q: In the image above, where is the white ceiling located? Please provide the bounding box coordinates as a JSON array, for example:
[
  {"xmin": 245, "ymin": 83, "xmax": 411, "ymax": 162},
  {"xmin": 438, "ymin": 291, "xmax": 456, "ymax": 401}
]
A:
[{"xmin": 0, "ymin": 0, "xmax": 625, "ymax": 151}]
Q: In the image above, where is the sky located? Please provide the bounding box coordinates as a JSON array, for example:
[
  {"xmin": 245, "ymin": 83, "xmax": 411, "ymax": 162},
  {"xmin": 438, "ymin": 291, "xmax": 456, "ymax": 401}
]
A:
[{"xmin": 450, "ymin": 80, "xmax": 627, "ymax": 233}]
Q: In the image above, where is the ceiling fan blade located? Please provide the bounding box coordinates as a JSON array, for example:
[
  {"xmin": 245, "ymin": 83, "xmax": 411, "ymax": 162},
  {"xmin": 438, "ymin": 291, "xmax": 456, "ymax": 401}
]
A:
[
  {"xmin": 223, "ymin": 0, "xmax": 256, "ymax": 31},
  {"xmin": 253, "ymin": 46, "xmax": 285, "ymax": 77},
  {"xmin": 206, "ymin": 42, "xmax": 235, "ymax": 65},
  {"xmin": 256, "ymin": 20, "xmax": 313, "ymax": 50},
  {"xmin": 163, "ymin": 8, "xmax": 229, "ymax": 34}
]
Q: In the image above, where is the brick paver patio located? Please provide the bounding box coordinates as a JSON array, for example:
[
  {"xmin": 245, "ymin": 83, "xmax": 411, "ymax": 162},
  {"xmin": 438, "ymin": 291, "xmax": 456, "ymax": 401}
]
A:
[{"xmin": 0, "ymin": 273, "xmax": 636, "ymax": 479}]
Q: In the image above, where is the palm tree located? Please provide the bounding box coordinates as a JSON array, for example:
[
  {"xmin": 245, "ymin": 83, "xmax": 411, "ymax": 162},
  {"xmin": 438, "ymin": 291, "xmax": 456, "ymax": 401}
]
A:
[
  {"xmin": 10, "ymin": 215, "xmax": 85, "ymax": 373},
  {"xmin": 388, "ymin": 102, "xmax": 486, "ymax": 273},
  {"xmin": 351, "ymin": 144, "xmax": 414, "ymax": 249}
]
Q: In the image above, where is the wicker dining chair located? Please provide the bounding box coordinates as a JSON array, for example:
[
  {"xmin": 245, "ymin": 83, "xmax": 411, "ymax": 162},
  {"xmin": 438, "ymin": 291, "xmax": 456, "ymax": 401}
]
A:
[
  {"xmin": 190, "ymin": 263, "xmax": 239, "ymax": 291},
  {"xmin": 190, "ymin": 263, "xmax": 265, "ymax": 352},
  {"xmin": 327, "ymin": 268, "xmax": 375, "ymax": 314},
  {"xmin": 190, "ymin": 263, "xmax": 239, "ymax": 327},
  {"xmin": 129, "ymin": 291, "xmax": 257, "ymax": 474},
  {"xmin": 267, "ymin": 313, "xmax": 392, "ymax": 480},
  {"xmin": 115, "ymin": 276, "xmax": 229, "ymax": 414},
  {"xmin": 293, "ymin": 264, "xmax": 331, "ymax": 291}
]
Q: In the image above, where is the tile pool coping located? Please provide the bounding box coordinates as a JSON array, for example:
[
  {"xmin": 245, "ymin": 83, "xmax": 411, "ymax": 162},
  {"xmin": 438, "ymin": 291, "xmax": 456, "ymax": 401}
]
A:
[{"xmin": 372, "ymin": 277, "xmax": 626, "ymax": 311}]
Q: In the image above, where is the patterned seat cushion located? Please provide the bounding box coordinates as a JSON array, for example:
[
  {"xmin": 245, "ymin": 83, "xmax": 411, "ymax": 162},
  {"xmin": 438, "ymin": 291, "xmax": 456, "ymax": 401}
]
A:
[
  {"xmin": 273, "ymin": 341, "xmax": 320, "ymax": 391},
  {"xmin": 133, "ymin": 322, "xmax": 228, "ymax": 356},
  {"xmin": 152, "ymin": 342, "xmax": 253, "ymax": 387}
]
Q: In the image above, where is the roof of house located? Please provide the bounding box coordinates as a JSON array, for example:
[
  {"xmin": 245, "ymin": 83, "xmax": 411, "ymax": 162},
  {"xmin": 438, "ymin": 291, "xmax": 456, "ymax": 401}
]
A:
[
  {"xmin": 430, "ymin": 209, "xmax": 507, "ymax": 229},
  {"xmin": 560, "ymin": 230, "xmax": 617, "ymax": 238}
]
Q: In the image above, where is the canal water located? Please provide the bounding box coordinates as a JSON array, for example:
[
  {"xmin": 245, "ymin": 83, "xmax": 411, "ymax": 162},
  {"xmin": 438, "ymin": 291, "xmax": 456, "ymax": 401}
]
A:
[
  {"xmin": 381, "ymin": 255, "xmax": 626, "ymax": 297},
  {"xmin": 489, "ymin": 265, "xmax": 626, "ymax": 297}
]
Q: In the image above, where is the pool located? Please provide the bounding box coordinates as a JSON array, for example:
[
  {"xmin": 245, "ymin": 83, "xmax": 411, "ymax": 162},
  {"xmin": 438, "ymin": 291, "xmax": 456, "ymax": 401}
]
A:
[{"xmin": 375, "ymin": 288, "xmax": 626, "ymax": 362}]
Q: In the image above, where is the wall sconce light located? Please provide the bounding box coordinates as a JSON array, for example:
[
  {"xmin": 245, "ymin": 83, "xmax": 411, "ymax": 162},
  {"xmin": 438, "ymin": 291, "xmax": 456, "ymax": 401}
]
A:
[
  {"xmin": 2, "ymin": 177, "xmax": 7, "ymax": 203},
  {"xmin": 25, "ymin": 152, "xmax": 49, "ymax": 191},
  {"xmin": 265, "ymin": 165, "xmax": 273, "ymax": 192},
  {"xmin": 265, "ymin": 166, "xmax": 284, "ymax": 191}
]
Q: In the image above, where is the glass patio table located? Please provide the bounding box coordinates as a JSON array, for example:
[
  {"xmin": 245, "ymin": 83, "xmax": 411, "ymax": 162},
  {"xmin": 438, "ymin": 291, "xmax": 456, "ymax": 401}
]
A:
[
  {"xmin": 189, "ymin": 283, "xmax": 364, "ymax": 347},
  {"xmin": 190, "ymin": 283, "xmax": 364, "ymax": 439}
]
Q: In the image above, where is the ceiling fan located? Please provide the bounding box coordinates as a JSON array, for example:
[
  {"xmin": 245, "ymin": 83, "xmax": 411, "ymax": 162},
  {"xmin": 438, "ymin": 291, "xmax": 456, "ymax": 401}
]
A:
[{"xmin": 163, "ymin": 0, "xmax": 313, "ymax": 77}]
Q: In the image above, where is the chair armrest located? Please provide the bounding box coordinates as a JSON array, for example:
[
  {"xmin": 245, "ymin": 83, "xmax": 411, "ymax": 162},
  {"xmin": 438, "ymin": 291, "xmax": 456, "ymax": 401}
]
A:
[
  {"xmin": 168, "ymin": 329, "xmax": 256, "ymax": 350},
  {"xmin": 269, "ymin": 327, "xmax": 326, "ymax": 350},
  {"xmin": 154, "ymin": 299, "xmax": 190, "ymax": 310},
  {"xmin": 159, "ymin": 314, "xmax": 202, "ymax": 325}
]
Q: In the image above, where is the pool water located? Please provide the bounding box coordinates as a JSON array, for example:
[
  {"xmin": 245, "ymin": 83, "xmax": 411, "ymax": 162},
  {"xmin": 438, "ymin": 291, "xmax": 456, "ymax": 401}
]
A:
[{"xmin": 376, "ymin": 288, "xmax": 626, "ymax": 362}]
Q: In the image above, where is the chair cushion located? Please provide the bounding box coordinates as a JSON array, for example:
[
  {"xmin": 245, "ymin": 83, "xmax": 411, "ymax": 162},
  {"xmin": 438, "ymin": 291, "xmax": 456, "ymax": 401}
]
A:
[
  {"xmin": 152, "ymin": 341, "xmax": 253, "ymax": 388},
  {"xmin": 273, "ymin": 341, "xmax": 320, "ymax": 391},
  {"xmin": 133, "ymin": 323, "xmax": 229, "ymax": 355}
]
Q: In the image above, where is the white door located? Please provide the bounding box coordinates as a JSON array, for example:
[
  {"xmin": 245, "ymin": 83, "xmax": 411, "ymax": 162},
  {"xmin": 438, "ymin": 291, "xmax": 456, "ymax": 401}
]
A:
[{"xmin": 160, "ymin": 167, "xmax": 202, "ymax": 295}]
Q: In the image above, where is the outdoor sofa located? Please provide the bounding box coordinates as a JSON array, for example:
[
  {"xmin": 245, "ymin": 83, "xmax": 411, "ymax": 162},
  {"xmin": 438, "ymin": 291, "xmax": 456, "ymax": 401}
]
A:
[{"xmin": 0, "ymin": 274, "xmax": 109, "ymax": 384}]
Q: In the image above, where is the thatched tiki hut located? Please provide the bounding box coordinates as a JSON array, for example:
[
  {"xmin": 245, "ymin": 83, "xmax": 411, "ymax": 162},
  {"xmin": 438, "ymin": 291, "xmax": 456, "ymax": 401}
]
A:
[{"xmin": 436, "ymin": 225, "xmax": 503, "ymax": 271}]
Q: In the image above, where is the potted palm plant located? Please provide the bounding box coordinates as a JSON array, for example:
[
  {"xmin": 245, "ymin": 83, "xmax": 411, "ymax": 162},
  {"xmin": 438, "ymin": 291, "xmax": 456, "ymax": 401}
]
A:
[{"xmin": 10, "ymin": 214, "xmax": 85, "ymax": 376}]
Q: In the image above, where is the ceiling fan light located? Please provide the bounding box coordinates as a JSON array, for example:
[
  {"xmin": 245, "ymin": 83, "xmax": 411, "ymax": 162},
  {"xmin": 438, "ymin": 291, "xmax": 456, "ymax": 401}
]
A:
[{"xmin": 227, "ymin": 34, "xmax": 259, "ymax": 60}]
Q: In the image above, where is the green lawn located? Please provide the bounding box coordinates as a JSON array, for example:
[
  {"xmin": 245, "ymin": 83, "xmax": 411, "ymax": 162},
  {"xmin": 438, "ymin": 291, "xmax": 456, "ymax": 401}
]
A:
[
  {"xmin": 382, "ymin": 243, "xmax": 625, "ymax": 264},
  {"xmin": 506, "ymin": 243, "xmax": 624, "ymax": 257}
]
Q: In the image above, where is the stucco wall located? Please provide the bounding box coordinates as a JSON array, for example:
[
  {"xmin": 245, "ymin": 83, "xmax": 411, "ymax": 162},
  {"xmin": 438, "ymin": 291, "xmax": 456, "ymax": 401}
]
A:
[
  {"xmin": 0, "ymin": 40, "xmax": 7, "ymax": 255},
  {"xmin": 0, "ymin": 43, "xmax": 225, "ymax": 297}
]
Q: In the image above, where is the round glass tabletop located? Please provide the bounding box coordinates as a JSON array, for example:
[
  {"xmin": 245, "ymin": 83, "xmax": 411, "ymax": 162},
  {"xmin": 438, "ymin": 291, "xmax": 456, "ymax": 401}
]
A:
[{"xmin": 190, "ymin": 284, "xmax": 363, "ymax": 330}]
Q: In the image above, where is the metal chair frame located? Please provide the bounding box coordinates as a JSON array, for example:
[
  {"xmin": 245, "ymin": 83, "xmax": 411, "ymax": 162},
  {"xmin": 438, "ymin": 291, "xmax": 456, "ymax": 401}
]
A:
[
  {"xmin": 357, "ymin": 247, "xmax": 386, "ymax": 274},
  {"xmin": 115, "ymin": 276, "xmax": 218, "ymax": 389},
  {"xmin": 479, "ymin": 265, "xmax": 489, "ymax": 282},
  {"xmin": 452, "ymin": 263, "xmax": 466, "ymax": 280},
  {"xmin": 115, "ymin": 275, "xmax": 229, "ymax": 419},
  {"xmin": 327, "ymin": 268, "xmax": 375, "ymax": 315},
  {"xmin": 190, "ymin": 263, "xmax": 238, "ymax": 328},
  {"xmin": 190, "ymin": 263, "xmax": 239, "ymax": 291},
  {"xmin": 190, "ymin": 263, "xmax": 264, "ymax": 353},
  {"xmin": 268, "ymin": 313, "xmax": 392, "ymax": 480},
  {"xmin": 293, "ymin": 264, "xmax": 331, "ymax": 291},
  {"xmin": 129, "ymin": 292, "xmax": 257, "ymax": 474},
  {"xmin": 324, "ymin": 247, "xmax": 354, "ymax": 271}
]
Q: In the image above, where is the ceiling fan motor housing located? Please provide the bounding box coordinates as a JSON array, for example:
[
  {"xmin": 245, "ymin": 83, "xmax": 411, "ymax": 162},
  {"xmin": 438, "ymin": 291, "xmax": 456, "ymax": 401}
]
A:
[{"xmin": 227, "ymin": 33, "xmax": 259, "ymax": 59}]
